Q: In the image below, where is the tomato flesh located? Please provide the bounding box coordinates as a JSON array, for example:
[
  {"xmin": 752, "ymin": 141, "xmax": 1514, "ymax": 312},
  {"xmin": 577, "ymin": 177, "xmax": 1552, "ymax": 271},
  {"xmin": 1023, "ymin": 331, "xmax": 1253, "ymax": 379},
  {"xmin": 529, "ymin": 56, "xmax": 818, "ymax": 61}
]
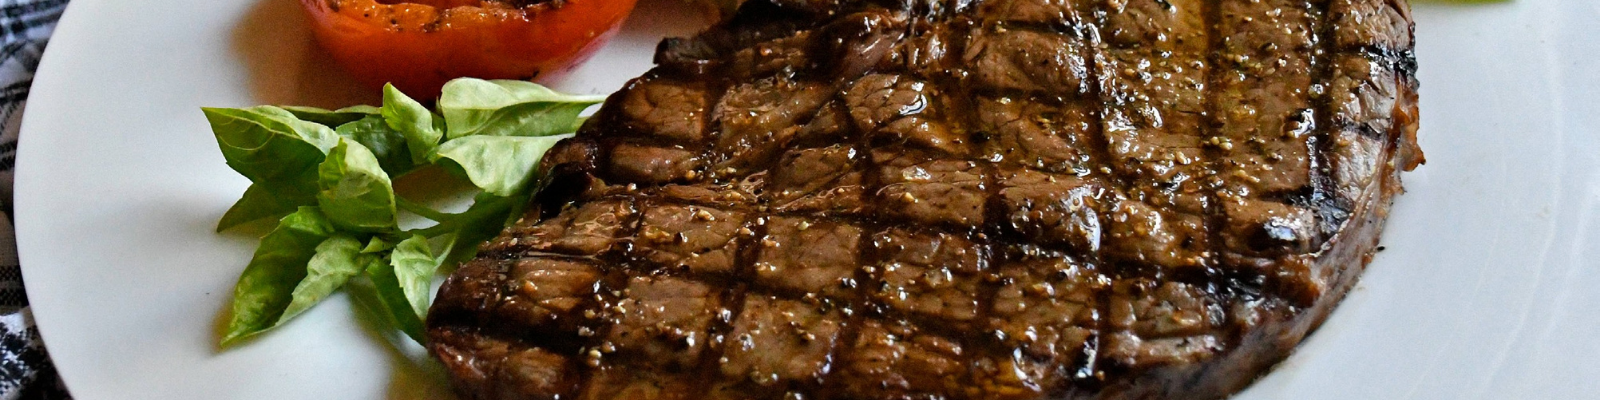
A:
[{"xmin": 302, "ymin": 0, "xmax": 638, "ymax": 98}]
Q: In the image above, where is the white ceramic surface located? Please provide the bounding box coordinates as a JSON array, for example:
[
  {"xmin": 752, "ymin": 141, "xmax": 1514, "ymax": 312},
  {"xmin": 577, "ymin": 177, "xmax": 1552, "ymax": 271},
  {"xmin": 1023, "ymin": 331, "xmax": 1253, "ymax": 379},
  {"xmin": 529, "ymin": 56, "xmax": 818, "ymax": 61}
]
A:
[{"xmin": 13, "ymin": 0, "xmax": 1600, "ymax": 398}]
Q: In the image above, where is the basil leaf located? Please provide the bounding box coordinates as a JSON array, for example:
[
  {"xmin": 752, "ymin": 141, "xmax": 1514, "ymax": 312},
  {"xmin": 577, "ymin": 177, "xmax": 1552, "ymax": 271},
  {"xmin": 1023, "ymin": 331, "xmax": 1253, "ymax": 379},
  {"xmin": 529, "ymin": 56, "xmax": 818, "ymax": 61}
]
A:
[
  {"xmin": 361, "ymin": 237, "xmax": 394, "ymax": 254},
  {"xmin": 382, "ymin": 84, "xmax": 443, "ymax": 165},
  {"xmin": 282, "ymin": 105, "xmax": 381, "ymax": 127},
  {"xmin": 335, "ymin": 115, "xmax": 415, "ymax": 175},
  {"xmin": 432, "ymin": 134, "xmax": 569, "ymax": 197},
  {"xmin": 445, "ymin": 193, "xmax": 521, "ymax": 266},
  {"xmin": 365, "ymin": 254, "xmax": 426, "ymax": 343},
  {"xmin": 404, "ymin": 192, "xmax": 522, "ymax": 267},
  {"xmin": 275, "ymin": 235, "xmax": 367, "ymax": 327},
  {"xmin": 221, "ymin": 207, "xmax": 335, "ymax": 347},
  {"xmin": 316, "ymin": 140, "xmax": 398, "ymax": 232},
  {"xmin": 204, "ymin": 106, "xmax": 339, "ymax": 182},
  {"xmin": 342, "ymin": 272, "xmax": 415, "ymax": 345},
  {"xmin": 436, "ymin": 79, "xmax": 604, "ymax": 139},
  {"xmin": 215, "ymin": 174, "xmax": 318, "ymax": 232},
  {"xmin": 391, "ymin": 234, "xmax": 445, "ymax": 320}
]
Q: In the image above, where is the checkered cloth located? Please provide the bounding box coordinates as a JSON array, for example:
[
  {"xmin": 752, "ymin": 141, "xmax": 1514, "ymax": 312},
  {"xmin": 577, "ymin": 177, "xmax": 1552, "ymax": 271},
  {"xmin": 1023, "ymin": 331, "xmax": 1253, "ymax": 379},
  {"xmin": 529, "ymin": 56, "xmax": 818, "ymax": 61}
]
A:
[{"xmin": 0, "ymin": 0, "xmax": 72, "ymax": 398}]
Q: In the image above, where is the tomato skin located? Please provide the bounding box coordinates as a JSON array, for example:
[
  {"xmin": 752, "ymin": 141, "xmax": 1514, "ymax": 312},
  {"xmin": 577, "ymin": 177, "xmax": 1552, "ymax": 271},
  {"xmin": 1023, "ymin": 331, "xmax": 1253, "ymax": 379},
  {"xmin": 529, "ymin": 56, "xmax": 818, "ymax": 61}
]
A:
[{"xmin": 301, "ymin": 0, "xmax": 637, "ymax": 99}]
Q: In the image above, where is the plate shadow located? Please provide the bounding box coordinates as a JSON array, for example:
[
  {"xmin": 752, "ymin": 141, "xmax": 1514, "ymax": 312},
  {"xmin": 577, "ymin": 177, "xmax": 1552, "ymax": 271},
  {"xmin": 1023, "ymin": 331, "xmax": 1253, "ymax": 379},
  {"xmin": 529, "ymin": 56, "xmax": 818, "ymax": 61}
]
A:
[{"xmin": 231, "ymin": 0, "xmax": 379, "ymax": 108}]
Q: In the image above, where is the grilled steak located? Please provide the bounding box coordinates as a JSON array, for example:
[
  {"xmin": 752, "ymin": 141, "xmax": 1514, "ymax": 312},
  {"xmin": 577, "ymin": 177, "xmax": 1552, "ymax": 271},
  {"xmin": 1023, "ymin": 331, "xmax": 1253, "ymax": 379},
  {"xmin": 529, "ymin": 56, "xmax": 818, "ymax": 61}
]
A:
[{"xmin": 425, "ymin": 0, "xmax": 1423, "ymax": 398}]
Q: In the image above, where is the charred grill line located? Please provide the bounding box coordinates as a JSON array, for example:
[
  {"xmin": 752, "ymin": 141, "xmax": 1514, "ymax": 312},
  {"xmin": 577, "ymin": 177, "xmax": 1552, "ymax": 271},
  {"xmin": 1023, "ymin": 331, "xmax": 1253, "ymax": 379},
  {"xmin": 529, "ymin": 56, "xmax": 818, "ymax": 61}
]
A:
[
  {"xmin": 938, "ymin": 12, "xmax": 1009, "ymax": 392},
  {"xmin": 682, "ymin": 202, "xmax": 762, "ymax": 395},
  {"xmin": 1196, "ymin": 0, "xmax": 1226, "ymax": 289},
  {"xmin": 1299, "ymin": 0, "xmax": 1341, "ymax": 302},
  {"xmin": 812, "ymin": 79, "xmax": 884, "ymax": 399},
  {"xmin": 1068, "ymin": 0, "xmax": 1115, "ymax": 390},
  {"xmin": 569, "ymin": 195, "xmax": 651, "ymax": 396}
]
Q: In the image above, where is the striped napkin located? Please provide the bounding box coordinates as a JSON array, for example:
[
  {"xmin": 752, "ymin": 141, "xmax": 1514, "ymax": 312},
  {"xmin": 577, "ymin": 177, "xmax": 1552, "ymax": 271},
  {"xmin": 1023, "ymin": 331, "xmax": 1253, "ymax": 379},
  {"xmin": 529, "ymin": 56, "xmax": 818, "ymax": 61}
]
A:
[{"xmin": 0, "ymin": 0, "xmax": 73, "ymax": 398}]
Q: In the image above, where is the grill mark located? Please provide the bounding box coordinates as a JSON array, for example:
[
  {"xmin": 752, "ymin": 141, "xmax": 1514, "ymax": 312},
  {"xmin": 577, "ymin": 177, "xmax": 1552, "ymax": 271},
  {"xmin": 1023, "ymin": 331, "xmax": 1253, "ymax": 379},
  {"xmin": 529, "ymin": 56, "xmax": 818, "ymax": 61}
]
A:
[
  {"xmin": 1191, "ymin": 0, "xmax": 1236, "ymax": 382},
  {"xmin": 1200, "ymin": 0, "xmax": 1329, "ymax": 358},
  {"xmin": 1302, "ymin": 0, "xmax": 1341, "ymax": 274},
  {"xmin": 1212, "ymin": 0, "xmax": 1323, "ymax": 309},
  {"xmin": 812, "ymin": 84, "xmax": 881, "ymax": 400},
  {"xmin": 810, "ymin": 18, "xmax": 945, "ymax": 392},
  {"xmin": 1196, "ymin": 0, "xmax": 1227, "ymax": 271},
  {"xmin": 1065, "ymin": 0, "xmax": 1116, "ymax": 388},
  {"xmin": 1335, "ymin": 118, "xmax": 1399, "ymax": 141},
  {"xmin": 693, "ymin": 81, "xmax": 729, "ymax": 179},
  {"xmin": 683, "ymin": 196, "xmax": 763, "ymax": 394},
  {"xmin": 934, "ymin": 9, "xmax": 1007, "ymax": 390},
  {"xmin": 1348, "ymin": 44, "xmax": 1417, "ymax": 62},
  {"xmin": 702, "ymin": 72, "xmax": 732, "ymax": 162},
  {"xmin": 570, "ymin": 260, "xmax": 634, "ymax": 395},
  {"xmin": 965, "ymin": 161, "xmax": 1004, "ymax": 396},
  {"xmin": 1083, "ymin": 261, "xmax": 1112, "ymax": 389},
  {"xmin": 568, "ymin": 192, "xmax": 651, "ymax": 396},
  {"xmin": 814, "ymin": 306, "xmax": 862, "ymax": 400},
  {"xmin": 990, "ymin": 19, "xmax": 1082, "ymax": 39},
  {"xmin": 686, "ymin": 283, "xmax": 750, "ymax": 394}
]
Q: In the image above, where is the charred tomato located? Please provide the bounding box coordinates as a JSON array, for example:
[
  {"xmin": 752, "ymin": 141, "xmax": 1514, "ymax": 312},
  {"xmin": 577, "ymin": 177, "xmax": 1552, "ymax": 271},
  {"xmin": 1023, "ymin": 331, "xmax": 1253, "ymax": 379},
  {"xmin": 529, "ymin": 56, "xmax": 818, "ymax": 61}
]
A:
[{"xmin": 302, "ymin": 0, "xmax": 637, "ymax": 98}]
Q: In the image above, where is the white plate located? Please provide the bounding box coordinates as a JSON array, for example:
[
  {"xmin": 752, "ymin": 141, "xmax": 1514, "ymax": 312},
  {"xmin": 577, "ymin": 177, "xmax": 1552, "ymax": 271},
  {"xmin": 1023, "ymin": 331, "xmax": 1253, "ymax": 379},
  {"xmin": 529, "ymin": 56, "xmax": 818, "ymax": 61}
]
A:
[{"xmin": 14, "ymin": 0, "xmax": 1600, "ymax": 398}]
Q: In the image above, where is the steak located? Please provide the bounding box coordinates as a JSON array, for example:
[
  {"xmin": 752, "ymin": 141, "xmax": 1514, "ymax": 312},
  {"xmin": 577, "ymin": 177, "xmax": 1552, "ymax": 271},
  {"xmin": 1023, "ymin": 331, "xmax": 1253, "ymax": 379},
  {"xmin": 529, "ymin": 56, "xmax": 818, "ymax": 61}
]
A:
[{"xmin": 425, "ymin": 0, "xmax": 1423, "ymax": 398}]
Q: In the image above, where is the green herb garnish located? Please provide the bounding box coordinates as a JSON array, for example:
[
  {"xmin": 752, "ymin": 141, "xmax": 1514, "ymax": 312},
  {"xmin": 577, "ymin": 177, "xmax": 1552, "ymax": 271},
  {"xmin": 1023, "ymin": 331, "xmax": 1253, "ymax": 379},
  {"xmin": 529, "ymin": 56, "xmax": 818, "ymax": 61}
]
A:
[{"xmin": 206, "ymin": 78, "xmax": 604, "ymax": 347}]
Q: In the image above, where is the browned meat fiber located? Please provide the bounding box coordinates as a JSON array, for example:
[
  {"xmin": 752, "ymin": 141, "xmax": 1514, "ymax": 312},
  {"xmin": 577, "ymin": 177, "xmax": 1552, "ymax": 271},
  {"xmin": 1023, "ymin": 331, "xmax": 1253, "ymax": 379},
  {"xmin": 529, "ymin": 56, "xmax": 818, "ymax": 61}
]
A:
[{"xmin": 425, "ymin": 0, "xmax": 1424, "ymax": 398}]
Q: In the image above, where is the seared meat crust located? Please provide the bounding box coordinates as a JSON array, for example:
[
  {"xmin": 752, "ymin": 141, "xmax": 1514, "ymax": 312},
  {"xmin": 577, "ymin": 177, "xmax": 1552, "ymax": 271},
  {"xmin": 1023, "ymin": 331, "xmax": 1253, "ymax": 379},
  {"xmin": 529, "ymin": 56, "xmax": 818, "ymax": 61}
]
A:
[{"xmin": 428, "ymin": 0, "xmax": 1422, "ymax": 398}]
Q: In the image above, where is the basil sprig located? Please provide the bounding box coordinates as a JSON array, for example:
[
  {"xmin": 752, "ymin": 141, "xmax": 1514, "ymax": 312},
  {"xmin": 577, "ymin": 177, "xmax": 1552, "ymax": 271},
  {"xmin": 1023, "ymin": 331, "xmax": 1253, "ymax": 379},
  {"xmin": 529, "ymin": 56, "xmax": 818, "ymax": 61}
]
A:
[{"xmin": 207, "ymin": 78, "xmax": 602, "ymax": 347}]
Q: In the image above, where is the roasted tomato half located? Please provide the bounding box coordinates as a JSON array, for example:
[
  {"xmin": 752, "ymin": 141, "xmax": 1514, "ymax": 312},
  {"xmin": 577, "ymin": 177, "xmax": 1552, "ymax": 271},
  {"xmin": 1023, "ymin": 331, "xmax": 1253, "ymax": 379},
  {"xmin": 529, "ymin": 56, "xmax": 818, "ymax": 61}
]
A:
[{"xmin": 302, "ymin": 0, "xmax": 637, "ymax": 98}]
